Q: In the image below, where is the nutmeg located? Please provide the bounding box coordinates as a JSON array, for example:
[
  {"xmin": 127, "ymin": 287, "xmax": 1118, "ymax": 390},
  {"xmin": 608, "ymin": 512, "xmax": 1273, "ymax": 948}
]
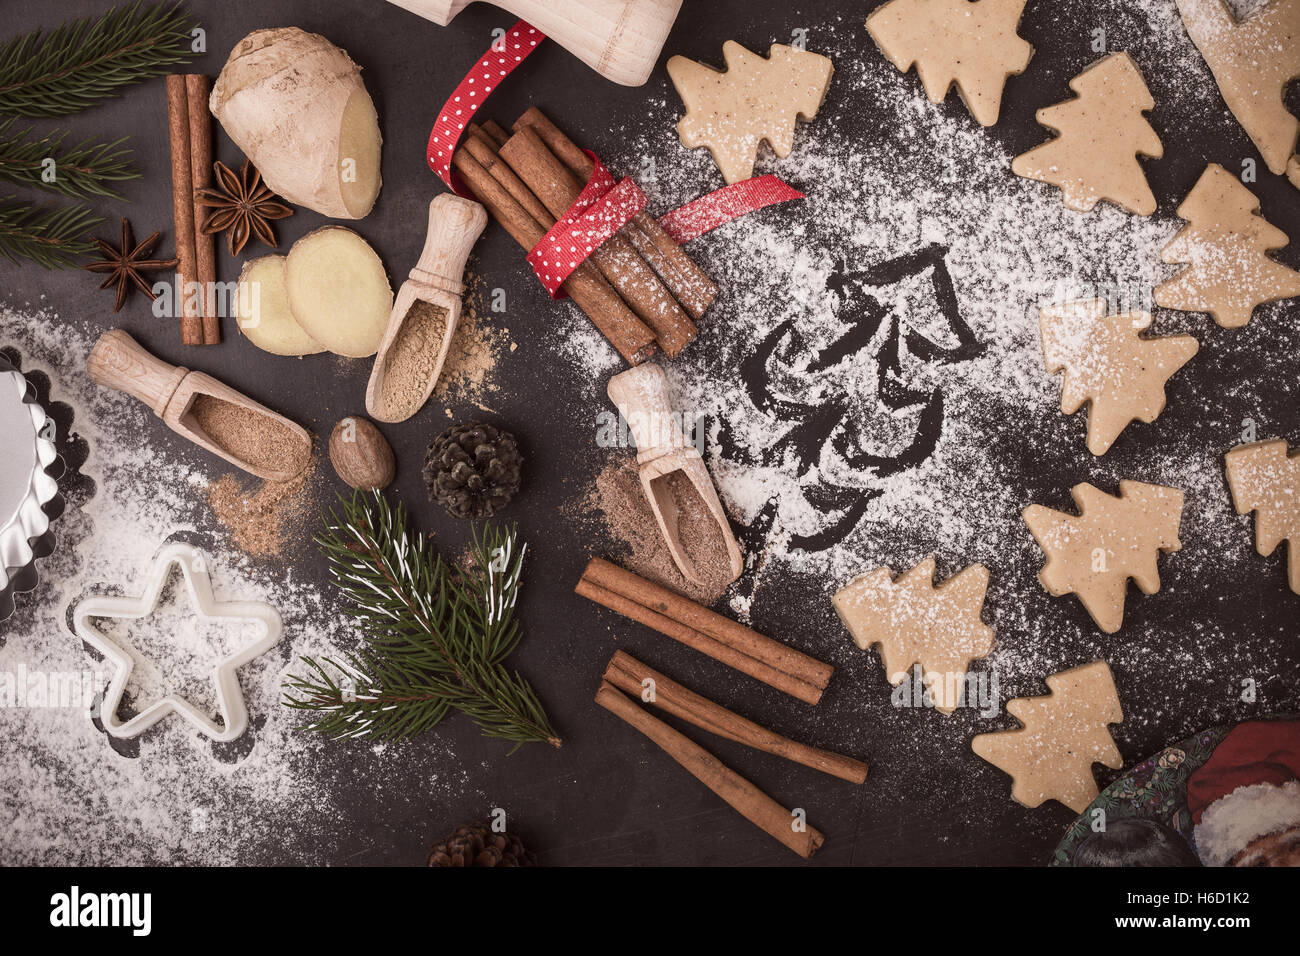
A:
[{"xmin": 329, "ymin": 416, "xmax": 395, "ymax": 490}]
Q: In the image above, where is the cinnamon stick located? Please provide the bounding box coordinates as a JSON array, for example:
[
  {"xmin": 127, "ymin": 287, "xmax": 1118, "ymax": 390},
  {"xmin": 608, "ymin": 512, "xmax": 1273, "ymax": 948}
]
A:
[
  {"xmin": 452, "ymin": 146, "xmax": 656, "ymax": 364},
  {"xmin": 514, "ymin": 107, "xmax": 718, "ymax": 320},
  {"xmin": 605, "ymin": 651, "xmax": 867, "ymax": 783},
  {"xmin": 479, "ymin": 119, "xmax": 510, "ymax": 147},
  {"xmin": 595, "ymin": 681, "xmax": 824, "ymax": 859},
  {"xmin": 165, "ymin": 75, "xmax": 201, "ymax": 347},
  {"xmin": 185, "ymin": 74, "xmax": 218, "ymax": 345},
  {"xmin": 499, "ymin": 127, "xmax": 698, "ymax": 357},
  {"xmin": 464, "ymin": 130, "xmax": 552, "ymax": 229},
  {"xmin": 577, "ymin": 557, "xmax": 833, "ymax": 703}
]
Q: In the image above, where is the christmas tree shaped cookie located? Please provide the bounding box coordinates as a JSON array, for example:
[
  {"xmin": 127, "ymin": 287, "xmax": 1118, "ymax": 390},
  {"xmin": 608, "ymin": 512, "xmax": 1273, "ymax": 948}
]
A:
[
  {"xmin": 1175, "ymin": 0, "xmax": 1300, "ymax": 176},
  {"xmin": 865, "ymin": 0, "xmax": 1033, "ymax": 126},
  {"xmin": 1225, "ymin": 438, "xmax": 1300, "ymax": 594},
  {"xmin": 667, "ymin": 41, "xmax": 834, "ymax": 184},
  {"xmin": 1155, "ymin": 164, "xmax": 1300, "ymax": 328},
  {"xmin": 1040, "ymin": 299, "xmax": 1199, "ymax": 455},
  {"xmin": 1012, "ymin": 52, "xmax": 1163, "ymax": 215},
  {"xmin": 833, "ymin": 556, "xmax": 994, "ymax": 714},
  {"xmin": 971, "ymin": 660, "xmax": 1124, "ymax": 813},
  {"xmin": 1023, "ymin": 480, "xmax": 1183, "ymax": 633}
]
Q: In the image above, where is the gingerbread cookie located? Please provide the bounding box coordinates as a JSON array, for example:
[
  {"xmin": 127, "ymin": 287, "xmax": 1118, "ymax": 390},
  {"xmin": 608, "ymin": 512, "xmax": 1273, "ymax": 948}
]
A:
[
  {"xmin": 1155, "ymin": 164, "xmax": 1300, "ymax": 328},
  {"xmin": 1040, "ymin": 299, "xmax": 1199, "ymax": 455},
  {"xmin": 971, "ymin": 660, "xmax": 1124, "ymax": 813},
  {"xmin": 667, "ymin": 41, "xmax": 834, "ymax": 184},
  {"xmin": 833, "ymin": 556, "xmax": 994, "ymax": 714},
  {"xmin": 1176, "ymin": 0, "xmax": 1300, "ymax": 176},
  {"xmin": 865, "ymin": 0, "xmax": 1033, "ymax": 127},
  {"xmin": 1023, "ymin": 480, "xmax": 1184, "ymax": 634},
  {"xmin": 1225, "ymin": 438, "xmax": 1300, "ymax": 594},
  {"xmin": 1012, "ymin": 52, "xmax": 1163, "ymax": 215}
]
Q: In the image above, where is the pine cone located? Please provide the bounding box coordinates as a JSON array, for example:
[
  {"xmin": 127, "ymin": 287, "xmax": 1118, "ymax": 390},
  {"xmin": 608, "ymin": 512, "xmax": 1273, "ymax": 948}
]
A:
[
  {"xmin": 422, "ymin": 422, "xmax": 523, "ymax": 519},
  {"xmin": 427, "ymin": 821, "xmax": 536, "ymax": 867}
]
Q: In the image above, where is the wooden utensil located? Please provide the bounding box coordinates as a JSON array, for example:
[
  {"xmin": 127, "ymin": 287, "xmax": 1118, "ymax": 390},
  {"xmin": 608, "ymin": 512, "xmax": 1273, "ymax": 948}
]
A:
[
  {"xmin": 87, "ymin": 329, "xmax": 312, "ymax": 483},
  {"xmin": 383, "ymin": 0, "xmax": 684, "ymax": 87},
  {"xmin": 607, "ymin": 363, "xmax": 742, "ymax": 585},
  {"xmin": 365, "ymin": 194, "xmax": 487, "ymax": 423}
]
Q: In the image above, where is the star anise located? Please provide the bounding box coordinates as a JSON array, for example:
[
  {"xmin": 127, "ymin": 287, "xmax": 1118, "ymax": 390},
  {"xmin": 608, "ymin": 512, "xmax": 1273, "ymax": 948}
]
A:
[
  {"xmin": 195, "ymin": 159, "xmax": 293, "ymax": 256},
  {"xmin": 83, "ymin": 218, "xmax": 178, "ymax": 313}
]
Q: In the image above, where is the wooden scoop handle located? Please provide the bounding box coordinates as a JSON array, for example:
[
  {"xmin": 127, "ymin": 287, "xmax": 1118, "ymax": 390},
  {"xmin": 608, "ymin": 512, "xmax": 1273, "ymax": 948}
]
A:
[
  {"xmin": 382, "ymin": 0, "xmax": 683, "ymax": 87},
  {"xmin": 607, "ymin": 362, "xmax": 687, "ymax": 462},
  {"xmin": 87, "ymin": 329, "xmax": 189, "ymax": 418},
  {"xmin": 409, "ymin": 194, "xmax": 488, "ymax": 296}
]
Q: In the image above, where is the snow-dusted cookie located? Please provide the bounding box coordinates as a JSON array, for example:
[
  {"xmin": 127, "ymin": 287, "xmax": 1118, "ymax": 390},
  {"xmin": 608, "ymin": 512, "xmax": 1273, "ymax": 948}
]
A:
[
  {"xmin": 667, "ymin": 41, "xmax": 834, "ymax": 184},
  {"xmin": 865, "ymin": 0, "xmax": 1032, "ymax": 126},
  {"xmin": 1023, "ymin": 480, "xmax": 1183, "ymax": 634},
  {"xmin": 833, "ymin": 556, "xmax": 994, "ymax": 714},
  {"xmin": 1155, "ymin": 164, "xmax": 1300, "ymax": 328},
  {"xmin": 1176, "ymin": 0, "xmax": 1300, "ymax": 176},
  {"xmin": 1012, "ymin": 52, "xmax": 1163, "ymax": 215},
  {"xmin": 1225, "ymin": 438, "xmax": 1300, "ymax": 595},
  {"xmin": 1039, "ymin": 299, "xmax": 1199, "ymax": 455},
  {"xmin": 971, "ymin": 660, "xmax": 1124, "ymax": 813}
]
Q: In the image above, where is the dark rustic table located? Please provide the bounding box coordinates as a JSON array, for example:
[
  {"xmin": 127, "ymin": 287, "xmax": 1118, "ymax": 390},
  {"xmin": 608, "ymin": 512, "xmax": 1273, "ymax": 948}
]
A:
[{"xmin": 3, "ymin": 0, "xmax": 1298, "ymax": 866}]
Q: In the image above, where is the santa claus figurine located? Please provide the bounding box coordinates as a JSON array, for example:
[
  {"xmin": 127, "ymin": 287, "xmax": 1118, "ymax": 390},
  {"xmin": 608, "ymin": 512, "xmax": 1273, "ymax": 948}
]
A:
[{"xmin": 1187, "ymin": 720, "xmax": 1300, "ymax": 867}]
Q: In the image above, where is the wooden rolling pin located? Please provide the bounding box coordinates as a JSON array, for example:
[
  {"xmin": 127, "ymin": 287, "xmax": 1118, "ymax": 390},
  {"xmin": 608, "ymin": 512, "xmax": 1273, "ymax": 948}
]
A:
[
  {"xmin": 383, "ymin": 0, "xmax": 684, "ymax": 86},
  {"xmin": 87, "ymin": 330, "xmax": 312, "ymax": 483}
]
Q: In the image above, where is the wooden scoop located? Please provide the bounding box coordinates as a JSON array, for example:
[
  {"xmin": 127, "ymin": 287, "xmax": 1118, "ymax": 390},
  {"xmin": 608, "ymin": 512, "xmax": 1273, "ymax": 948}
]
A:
[
  {"xmin": 607, "ymin": 363, "xmax": 742, "ymax": 586},
  {"xmin": 87, "ymin": 329, "xmax": 312, "ymax": 483},
  {"xmin": 365, "ymin": 194, "xmax": 487, "ymax": 423},
  {"xmin": 383, "ymin": 0, "xmax": 684, "ymax": 87}
]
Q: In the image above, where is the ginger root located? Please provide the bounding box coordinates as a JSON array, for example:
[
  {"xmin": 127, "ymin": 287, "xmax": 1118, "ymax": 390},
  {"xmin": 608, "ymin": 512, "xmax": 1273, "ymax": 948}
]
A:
[
  {"xmin": 236, "ymin": 255, "xmax": 325, "ymax": 356},
  {"xmin": 211, "ymin": 28, "xmax": 382, "ymax": 219},
  {"xmin": 284, "ymin": 227, "xmax": 392, "ymax": 358}
]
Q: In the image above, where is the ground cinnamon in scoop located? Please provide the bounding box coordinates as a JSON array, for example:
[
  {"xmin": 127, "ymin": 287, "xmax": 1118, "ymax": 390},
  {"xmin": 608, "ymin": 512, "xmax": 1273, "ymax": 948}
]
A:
[
  {"xmin": 659, "ymin": 469, "xmax": 733, "ymax": 596},
  {"xmin": 189, "ymin": 394, "xmax": 309, "ymax": 475}
]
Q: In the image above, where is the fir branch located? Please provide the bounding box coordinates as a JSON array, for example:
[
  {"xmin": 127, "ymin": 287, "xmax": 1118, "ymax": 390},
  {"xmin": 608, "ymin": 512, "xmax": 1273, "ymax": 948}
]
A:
[
  {"xmin": 0, "ymin": 1, "xmax": 200, "ymax": 117},
  {"xmin": 0, "ymin": 118, "xmax": 137, "ymax": 198},
  {"xmin": 282, "ymin": 491, "xmax": 561, "ymax": 750},
  {"xmin": 0, "ymin": 196, "xmax": 101, "ymax": 268}
]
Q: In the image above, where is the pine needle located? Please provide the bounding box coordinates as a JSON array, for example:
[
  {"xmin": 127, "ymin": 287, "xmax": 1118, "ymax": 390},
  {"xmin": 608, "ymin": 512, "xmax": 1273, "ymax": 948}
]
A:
[
  {"xmin": 0, "ymin": 1, "xmax": 200, "ymax": 117},
  {"xmin": 0, "ymin": 196, "xmax": 102, "ymax": 268},
  {"xmin": 282, "ymin": 491, "xmax": 562, "ymax": 750},
  {"xmin": 0, "ymin": 118, "xmax": 137, "ymax": 199}
]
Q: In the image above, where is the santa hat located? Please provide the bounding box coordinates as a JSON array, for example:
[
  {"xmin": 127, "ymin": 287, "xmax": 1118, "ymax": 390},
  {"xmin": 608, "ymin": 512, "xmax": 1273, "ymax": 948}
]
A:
[{"xmin": 1187, "ymin": 721, "xmax": 1300, "ymax": 867}]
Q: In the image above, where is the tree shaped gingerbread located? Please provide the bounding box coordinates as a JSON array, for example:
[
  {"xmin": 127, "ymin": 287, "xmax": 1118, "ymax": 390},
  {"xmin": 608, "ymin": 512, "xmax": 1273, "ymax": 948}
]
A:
[
  {"xmin": 1155, "ymin": 164, "xmax": 1300, "ymax": 328},
  {"xmin": 833, "ymin": 556, "xmax": 994, "ymax": 713},
  {"xmin": 1023, "ymin": 480, "xmax": 1183, "ymax": 633},
  {"xmin": 1012, "ymin": 52, "xmax": 1163, "ymax": 215},
  {"xmin": 971, "ymin": 660, "xmax": 1124, "ymax": 813},
  {"xmin": 866, "ymin": 0, "xmax": 1033, "ymax": 126},
  {"xmin": 1225, "ymin": 438, "xmax": 1300, "ymax": 594},
  {"xmin": 1040, "ymin": 299, "xmax": 1199, "ymax": 455},
  {"xmin": 1175, "ymin": 0, "xmax": 1300, "ymax": 177},
  {"xmin": 667, "ymin": 41, "xmax": 834, "ymax": 184}
]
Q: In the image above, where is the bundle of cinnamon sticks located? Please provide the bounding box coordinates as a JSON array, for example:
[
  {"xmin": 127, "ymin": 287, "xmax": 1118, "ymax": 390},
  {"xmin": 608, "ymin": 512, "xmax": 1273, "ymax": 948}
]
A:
[
  {"xmin": 576, "ymin": 557, "xmax": 834, "ymax": 704},
  {"xmin": 452, "ymin": 107, "xmax": 717, "ymax": 364},
  {"xmin": 166, "ymin": 73, "xmax": 218, "ymax": 346},
  {"xmin": 596, "ymin": 651, "xmax": 866, "ymax": 859}
]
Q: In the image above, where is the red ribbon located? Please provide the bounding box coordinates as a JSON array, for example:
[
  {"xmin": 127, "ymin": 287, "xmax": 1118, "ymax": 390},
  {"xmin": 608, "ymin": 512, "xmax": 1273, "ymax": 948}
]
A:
[{"xmin": 427, "ymin": 20, "xmax": 806, "ymax": 293}]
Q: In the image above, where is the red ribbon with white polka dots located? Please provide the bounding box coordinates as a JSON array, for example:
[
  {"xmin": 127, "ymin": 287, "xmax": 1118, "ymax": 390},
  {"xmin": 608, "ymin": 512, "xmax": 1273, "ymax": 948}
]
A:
[
  {"xmin": 525, "ymin": 152, "xmax": 647, "ymax": 297},
  {"xmin": 426, "ymin": 20, "xmax": 544, "ymax": 197}
]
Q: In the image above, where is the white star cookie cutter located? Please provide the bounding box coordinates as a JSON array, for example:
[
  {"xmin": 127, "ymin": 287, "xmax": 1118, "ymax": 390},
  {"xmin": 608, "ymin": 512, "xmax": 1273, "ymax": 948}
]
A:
[{"xmin": 72, "ymin": 541, "xmax": 281, "ymax": 742}]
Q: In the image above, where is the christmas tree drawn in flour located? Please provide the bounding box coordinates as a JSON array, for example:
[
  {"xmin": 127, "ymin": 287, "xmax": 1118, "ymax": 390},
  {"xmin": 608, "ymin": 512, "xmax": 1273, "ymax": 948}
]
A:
[
  {"xmin": 667, "ymin": 41, "xmax": 834, "ymax": 184},
  {"xmin": 865, "ymin": 0, "xmax": 1033, "ymax": 126},
  {"xmin": 1225, "ymin": 438, "xmax": 1300, "ymax": 595},
  {"xmin": 1012, "ymin": 52, "xmax": 1163, "ymax": 215},
  {"xmin": 833, "ymin": 556, "xmax": 994, "ymax": 714},
  {"xmin": 971, "ymin": 660, "xmax": 1124, "ymax": 813},
  {"xmin": 1023, "ymin": 480, "xmax": 1183, "ymax": 634},
  {"xmin": 1039, "ymin": 299, "xmax": 1199, "ymax": 455},
  {"xmin": 718, "ymin": 244, "xmax": 985, "ymax": 553},
  {"xmin": 1154, "ymin": 164, "xmax": 1300, "ymax": 328}
]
